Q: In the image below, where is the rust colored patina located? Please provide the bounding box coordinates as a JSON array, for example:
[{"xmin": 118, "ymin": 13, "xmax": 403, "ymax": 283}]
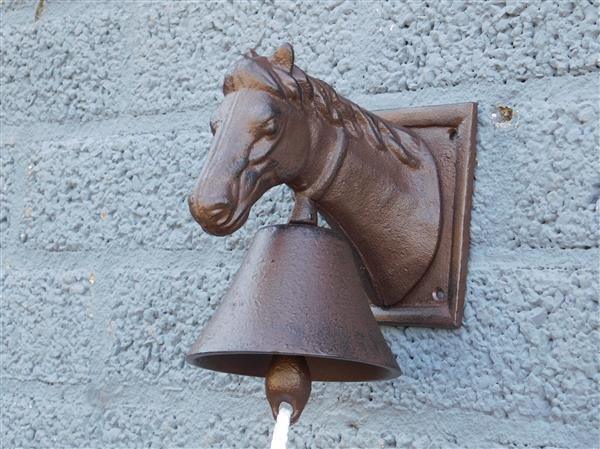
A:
[
  {"xmin": 188, "ymin": 43, "xmax": 442, "ymax": 310},
  {"xmin": 373, "ymin": 103, "xmax": 477, "ymax": 326},
  {"xmin": 188, "ymin": 44, "xmax": 476, "ymax": 325},
  {"xmin": 187, "ymin": 223, "xmax": 401, "ymax": 423},
  {"xmin": 265, "ymin": 355, "xmax": 311, "ymax": 424},
  {"xmin": 186, "ymin": 44, "xmax": 477, "ymax": 423}
]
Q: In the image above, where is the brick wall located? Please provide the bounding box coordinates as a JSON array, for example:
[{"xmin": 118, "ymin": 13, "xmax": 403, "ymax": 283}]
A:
[{"xmin": 1, "ymin": 1, "xmax": 598, "ymax": 448}]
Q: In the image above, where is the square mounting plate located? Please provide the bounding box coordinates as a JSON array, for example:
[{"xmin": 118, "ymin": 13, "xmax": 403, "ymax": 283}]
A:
[{"xmin": 370, "ymin": 102, "xmax": 477, "ymax": 328}]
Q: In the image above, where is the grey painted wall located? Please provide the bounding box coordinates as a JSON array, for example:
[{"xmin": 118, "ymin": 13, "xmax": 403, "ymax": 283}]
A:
[{"xmin": 1, "ymin": 1, "xmax": 598, "ymax": 448}]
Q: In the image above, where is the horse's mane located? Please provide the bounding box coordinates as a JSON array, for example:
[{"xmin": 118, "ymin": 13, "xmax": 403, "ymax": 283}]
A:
[{"xmin": 223, "ymin": 53, "xmax": 420, "ymax": 168}]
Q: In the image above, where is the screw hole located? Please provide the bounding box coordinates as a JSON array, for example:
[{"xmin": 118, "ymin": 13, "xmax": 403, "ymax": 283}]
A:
[
  {"xmin": 432, "ymin": 287, "xmax": 446, "ymax": 302},
  {"xmin": 448, "ymin": 128, "xmax": 458, "ymax": 140}
]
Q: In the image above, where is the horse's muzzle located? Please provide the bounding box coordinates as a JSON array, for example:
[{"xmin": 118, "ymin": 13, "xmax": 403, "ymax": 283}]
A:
[{"xmin": 188, "ymin": 194, "xmax": 234, "ymax": 235}]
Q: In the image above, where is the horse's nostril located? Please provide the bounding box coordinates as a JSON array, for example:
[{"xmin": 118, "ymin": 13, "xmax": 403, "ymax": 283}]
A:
[
  {"xmin": 204, "ymin": 203, "xmax": 232, "ymax": 224},
  {"xmin": 208, "ymin": 205, "xmax": 226, "ymax": 217},
  {"xmin": 189, "ymin": 193, "xmax": 233, "ymax": 229}
]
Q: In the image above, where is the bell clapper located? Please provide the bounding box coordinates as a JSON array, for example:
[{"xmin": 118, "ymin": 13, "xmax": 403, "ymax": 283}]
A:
[{"xmin": 265, "ymin": 355, "xmax": 312, "ymax": 425}]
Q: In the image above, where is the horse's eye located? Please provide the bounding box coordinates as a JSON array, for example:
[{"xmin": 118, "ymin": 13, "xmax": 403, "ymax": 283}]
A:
[{"xmin": 263, "ymin": 118, "xmax": 278, "ymax": 136}]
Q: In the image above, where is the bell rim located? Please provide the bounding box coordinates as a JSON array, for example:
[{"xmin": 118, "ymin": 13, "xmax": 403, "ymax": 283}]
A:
[{"xmin": 186, "ymin": 350, "xmax": 401, "ymax": 382}]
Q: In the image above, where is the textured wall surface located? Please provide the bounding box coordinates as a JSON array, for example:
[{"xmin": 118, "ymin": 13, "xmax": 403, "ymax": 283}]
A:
[{"xmin": 1, "ymin": 1, "xmax": 599, "ymax": 448}]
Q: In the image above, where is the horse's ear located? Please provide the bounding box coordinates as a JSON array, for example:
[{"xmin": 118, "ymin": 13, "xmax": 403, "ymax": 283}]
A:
[
  {"xmin": 244, "ymin": 48, "xmax": 258, "ymax": 58},
  {"xmin": 270, "ymin": 43, "xmax": 294, "ymax": 73}
]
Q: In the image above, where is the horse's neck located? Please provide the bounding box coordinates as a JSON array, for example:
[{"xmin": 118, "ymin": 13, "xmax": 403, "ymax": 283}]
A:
[
  {"xmin": 315, "ymin": 135, "xmax": 409, "ymax": 232},
  {"xmin": 306, "ymin": 127, "xmax": 442, "ymax": 306},
  {"xmin": 289, "ymin": 122, "xmax": 345, "ymax": 198},
  {"xmin": 297, "ymin": 121, "xmax": 430, "ymax": 228}
]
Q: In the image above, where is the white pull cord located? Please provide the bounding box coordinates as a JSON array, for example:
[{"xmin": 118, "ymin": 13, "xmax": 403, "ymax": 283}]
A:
[{"xmin": 270, "ymin": 402, "xmax": 293, "ymax": 449}]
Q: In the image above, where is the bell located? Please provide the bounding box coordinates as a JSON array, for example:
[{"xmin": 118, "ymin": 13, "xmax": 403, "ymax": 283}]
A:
[{"xmin": 187, "ymin": 223, "xmax": 401, "ymax": 422}]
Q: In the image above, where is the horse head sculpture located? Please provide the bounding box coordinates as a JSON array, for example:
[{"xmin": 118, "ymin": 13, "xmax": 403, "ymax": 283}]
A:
[
  {"xmin": 188, "ymin": 45, "xmax": 312, "ymax": 236},
  {"xmin": 189, "ymin": 43, "xmax": 442, "ymax": 308}
]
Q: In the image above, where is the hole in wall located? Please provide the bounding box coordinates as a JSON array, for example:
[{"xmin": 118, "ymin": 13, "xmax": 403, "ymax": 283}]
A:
[
  {"xmin": 497, "ymin": 106, "xmax": 513, "ymax": 122},
  {"xmin": 492, "ymin": 104, "xmax": 518, "ymax": 129}
]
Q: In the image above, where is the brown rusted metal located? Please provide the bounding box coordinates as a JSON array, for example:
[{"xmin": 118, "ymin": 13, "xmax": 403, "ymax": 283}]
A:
[
  {"xmin": 186, "ymin": 224, "xmax": 401, "ymax": 384},
  {"xmin": 288, "ymin": 194, "xmax": 318, "ymax": 226},
  {"xmin": 188, "ymin": 43, "xmax": 476, "ymax": 326},
  {"xmin": 265, "ymin": 355, "xmax": 311, "ymax": 424},
  {"xmin": 186, "ymin": 44, "xmax": 477, "ymax": 423},
  {"xmin": 371, "ymin": 103, "xmax": 477, "ymax": 327}
]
